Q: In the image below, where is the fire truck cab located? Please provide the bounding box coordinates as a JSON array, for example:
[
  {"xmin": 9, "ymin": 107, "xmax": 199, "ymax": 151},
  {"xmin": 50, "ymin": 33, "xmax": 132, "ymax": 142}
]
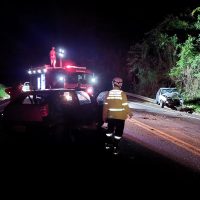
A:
[{"xmin": 27, "ymin": 65, "xmax": 97, "ymax": 96}]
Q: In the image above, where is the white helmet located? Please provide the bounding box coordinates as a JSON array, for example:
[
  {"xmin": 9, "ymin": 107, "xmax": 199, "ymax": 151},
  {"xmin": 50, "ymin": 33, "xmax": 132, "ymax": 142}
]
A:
[{"xmin": 112, "ymin": 77, "xmax": 123, "ymax": 88}]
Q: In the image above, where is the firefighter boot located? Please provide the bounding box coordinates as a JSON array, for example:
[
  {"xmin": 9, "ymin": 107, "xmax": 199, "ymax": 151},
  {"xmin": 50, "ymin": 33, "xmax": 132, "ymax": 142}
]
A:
[
  {"xmin": 105, "ymin": 133, "xmax": 113, "ymax": 151},
  {"xmin": 113, "ymin": 136, "xmax": 121, "ymax": 155}
]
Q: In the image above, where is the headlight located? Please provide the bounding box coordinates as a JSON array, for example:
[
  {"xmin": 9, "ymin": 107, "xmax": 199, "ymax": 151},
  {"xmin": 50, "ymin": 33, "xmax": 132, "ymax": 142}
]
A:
[
  {"xmin": 91, "ymin": 77, "xmax": 96, "ymax": 83},
  {"xmin": 180, "ymin": 99, "xmax": 183, "ymax": 104},
  {"xmin": 63, "ymin": 92, "xmax": 72, "ymax": 101},
  {"xmin": 86, "ymin": 87, "xmax": 93, "ymax": 95},
  {"xmin": 161, "ymin": 96, "xmax": 167, "ymax": 101}
]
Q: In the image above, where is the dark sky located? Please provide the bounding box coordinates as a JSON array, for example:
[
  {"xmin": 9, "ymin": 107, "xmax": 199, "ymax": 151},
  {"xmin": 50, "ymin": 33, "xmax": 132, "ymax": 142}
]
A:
[{"xmin": 0, "ymin": 0, "xmax": 199, "ymax": 85}]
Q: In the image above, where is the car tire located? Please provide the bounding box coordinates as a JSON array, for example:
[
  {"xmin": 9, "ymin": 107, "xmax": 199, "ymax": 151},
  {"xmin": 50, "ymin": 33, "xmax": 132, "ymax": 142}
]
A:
[{"xmin": 160, "ymin": 100, "xmax": 165, "ymax": 108}]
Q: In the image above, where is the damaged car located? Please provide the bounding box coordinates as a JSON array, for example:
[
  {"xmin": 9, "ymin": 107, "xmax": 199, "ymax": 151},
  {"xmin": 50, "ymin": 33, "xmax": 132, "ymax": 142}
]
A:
[{"xmin": 155, "ymin": 88, "xmax": 184, "ymax": 109}]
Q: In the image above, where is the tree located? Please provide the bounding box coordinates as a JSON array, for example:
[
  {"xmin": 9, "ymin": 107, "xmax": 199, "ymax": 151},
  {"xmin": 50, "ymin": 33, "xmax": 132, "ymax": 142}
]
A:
[
  {"xmin": 169, "ymin": 7, "xmax": 200, "ymax": 99},
  {"xmin": 126, "ymin": 19, "xmax": 179, "ymax": 97},
  {"xmin": 127, "ymin": 7, "xmax": 200, "ymax": 99}
]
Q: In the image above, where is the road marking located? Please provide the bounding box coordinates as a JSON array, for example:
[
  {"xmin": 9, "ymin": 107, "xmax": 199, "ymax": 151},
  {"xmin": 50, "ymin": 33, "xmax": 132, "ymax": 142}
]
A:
[{"xmin": 129, "ymin": 118, "xmax": 200, "ymax": 157}]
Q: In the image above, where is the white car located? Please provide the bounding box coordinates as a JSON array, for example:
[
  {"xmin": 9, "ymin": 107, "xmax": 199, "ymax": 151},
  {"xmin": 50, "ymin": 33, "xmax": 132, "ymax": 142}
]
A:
[
  {"xmin": 155, "ymin": 88, "xmax": 183, "ymax": 108},
  {"xmin": 22, "ymin": 82, "xmax": 30, "ymax": 92}
]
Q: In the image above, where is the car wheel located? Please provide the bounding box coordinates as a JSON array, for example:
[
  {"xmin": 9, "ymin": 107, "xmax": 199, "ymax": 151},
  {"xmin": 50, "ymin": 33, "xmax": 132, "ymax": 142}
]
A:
[{"xmin": 160, "ymin": 100, "xmax": 165, "ymax": 108}]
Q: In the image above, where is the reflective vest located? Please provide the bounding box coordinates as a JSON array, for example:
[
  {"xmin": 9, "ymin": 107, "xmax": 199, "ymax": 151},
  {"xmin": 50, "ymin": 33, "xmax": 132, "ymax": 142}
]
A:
[{"xmin": 103, "ymin": 87, "xmax": 131, "ymax": 120}]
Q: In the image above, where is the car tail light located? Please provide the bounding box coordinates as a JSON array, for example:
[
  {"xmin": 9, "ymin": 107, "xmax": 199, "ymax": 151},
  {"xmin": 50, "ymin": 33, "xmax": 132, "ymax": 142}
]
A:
[{"xmin": 40, "ymin": 104, "xmax": 49, "ymax": 117}]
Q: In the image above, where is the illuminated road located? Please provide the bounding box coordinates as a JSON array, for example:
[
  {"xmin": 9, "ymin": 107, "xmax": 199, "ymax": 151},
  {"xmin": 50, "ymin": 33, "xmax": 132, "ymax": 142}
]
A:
[
  {"xmin": 0, "ymin": 97, "xmax": 200, "ymax": 187},
  {"xmin": 125, "ymin": 98, "xmax": 200, "ymax": 172}
]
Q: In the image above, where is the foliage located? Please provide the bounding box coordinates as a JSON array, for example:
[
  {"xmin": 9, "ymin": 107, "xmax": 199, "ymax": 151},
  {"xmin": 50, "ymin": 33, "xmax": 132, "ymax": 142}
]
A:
[
  {"xmin": 169, "ymin": 35, "xmax": 200, "ymax": 99},
  {"xmin": 126, "ymin": 20, "xmax": 178, "ymax": 97},
  {"xmin": 184, "ymin": 98, "xmax": 200, "ymax": 113},
  {"xmin": 167, "ymin": 17, "xmax": 190, "ymax": 30},
  {"xmin": 127, "ymin": 6, "xmax": 200, "ymax": 105},
  {"xmin": 0, "ymin": 84, "xmax": 10, "ymax": 100}
]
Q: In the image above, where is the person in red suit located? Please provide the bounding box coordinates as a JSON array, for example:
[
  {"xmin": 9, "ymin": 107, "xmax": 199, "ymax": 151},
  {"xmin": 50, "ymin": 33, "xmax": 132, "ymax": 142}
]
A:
[{"xmin": 50, "ymin": 47, "xmax": 57, "ymax": 67}]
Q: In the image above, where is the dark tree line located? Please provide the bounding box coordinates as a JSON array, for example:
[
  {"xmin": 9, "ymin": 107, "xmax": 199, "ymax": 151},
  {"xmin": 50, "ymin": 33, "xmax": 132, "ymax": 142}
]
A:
[{"xmin": 126, "ymin": 7, "xmax": 200, "ymax": 100}]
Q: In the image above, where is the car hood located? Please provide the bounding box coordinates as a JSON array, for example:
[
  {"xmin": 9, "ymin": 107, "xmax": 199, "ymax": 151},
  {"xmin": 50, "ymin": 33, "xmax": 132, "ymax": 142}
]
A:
[{"xmin": 163, "ymin": 92, "xmax": 182, "ymax": 99}]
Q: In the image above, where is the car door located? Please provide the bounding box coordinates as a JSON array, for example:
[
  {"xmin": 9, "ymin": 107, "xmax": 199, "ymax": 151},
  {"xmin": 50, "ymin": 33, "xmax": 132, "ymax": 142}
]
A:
[
  {"xmin": 4, "ymin": 94, "xmax": 43, "ymax": 123},
  {"xmin": 76, "ymin": 91, "xmax": 96, "ymax": 126}
]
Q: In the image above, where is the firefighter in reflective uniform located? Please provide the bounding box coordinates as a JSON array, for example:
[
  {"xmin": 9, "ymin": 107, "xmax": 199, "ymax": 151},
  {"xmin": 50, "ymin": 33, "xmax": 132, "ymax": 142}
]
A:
[{"xmin": 103, "ymin": 77, "xmax": 133, "ymax": 155}]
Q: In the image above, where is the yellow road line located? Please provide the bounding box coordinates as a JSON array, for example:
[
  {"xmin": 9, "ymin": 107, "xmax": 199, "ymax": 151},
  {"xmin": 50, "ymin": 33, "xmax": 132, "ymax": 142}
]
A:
[{"xmin": 129, "ymin": 118, "xmax": 200, "ymax": 157}]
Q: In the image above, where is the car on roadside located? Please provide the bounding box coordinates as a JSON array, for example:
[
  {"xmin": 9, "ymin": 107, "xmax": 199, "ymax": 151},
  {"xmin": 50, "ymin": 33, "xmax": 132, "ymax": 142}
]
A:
[
  {"xmin": 1, "ymin": 89, "xmax": 98, "ymax": 137},
  {"xmin": 96, "ymin": 91, "xmax": 108, "ymax": 106},
  {"xmin": 155, "ymin": 87, "xmax": 184, "ymax": 109}
]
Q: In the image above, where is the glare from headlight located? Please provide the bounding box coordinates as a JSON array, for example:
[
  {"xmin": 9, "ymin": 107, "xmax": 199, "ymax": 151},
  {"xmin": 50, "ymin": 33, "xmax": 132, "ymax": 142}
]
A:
[
  {"xmin": 87, "ymin": 87, "xmax": 93, "ymax": 95},
  {"xmin": 91, "ymin": 77, "xmax": 96, "ymax": 83}
]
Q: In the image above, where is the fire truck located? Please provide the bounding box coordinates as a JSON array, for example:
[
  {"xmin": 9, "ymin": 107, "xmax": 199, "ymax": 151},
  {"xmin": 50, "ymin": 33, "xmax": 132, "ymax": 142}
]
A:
[{"xmin": 27, "ymin": 65, "xmax": 97, "ymax": 96}]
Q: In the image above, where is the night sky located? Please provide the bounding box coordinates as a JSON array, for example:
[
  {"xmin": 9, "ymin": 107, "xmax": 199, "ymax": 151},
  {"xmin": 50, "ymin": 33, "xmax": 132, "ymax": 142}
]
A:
[{"xmin": 0, "ymin": 0, "xmax": 199, "ymax": 85}]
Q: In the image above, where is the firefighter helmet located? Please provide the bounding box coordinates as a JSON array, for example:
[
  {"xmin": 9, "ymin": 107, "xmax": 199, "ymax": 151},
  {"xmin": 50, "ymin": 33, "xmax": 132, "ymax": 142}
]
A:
[{"xmin": 112, "ymin": 77, "xmax": 123, "ymax": 88}]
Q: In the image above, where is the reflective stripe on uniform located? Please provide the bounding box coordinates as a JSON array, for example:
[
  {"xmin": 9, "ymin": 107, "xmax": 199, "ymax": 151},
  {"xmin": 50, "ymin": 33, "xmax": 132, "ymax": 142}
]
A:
[
  {"xmin": 110, "ymin": 90, "xmax": 122, "ymax": 94},
  {"xmin": 106, "ymin": 133, "xmax": 113, "ymax": 137},
  {"xmin": 114, "ymin": 136, "xmax": 121, "ymax": 140},
  {"xmin": 103, "ymin": 88, "xmax": 130, "ymax": 120},
  {"xmin": 108, "ymin": 108, "xmax": 124, "ymax": 111},
  {"xmin": 106, "ymin": 90, "xmax": 122, "ymax": 100},
  {"xmin": 107, "ymin": 96, "xmax": 122, "ymax": 100}
]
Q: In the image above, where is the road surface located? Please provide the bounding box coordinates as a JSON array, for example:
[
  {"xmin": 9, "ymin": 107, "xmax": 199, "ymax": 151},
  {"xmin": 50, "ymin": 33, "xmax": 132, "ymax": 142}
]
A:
[{"xmin": 0, "ymin": 97, "xmax": 200, "ymax": 189}]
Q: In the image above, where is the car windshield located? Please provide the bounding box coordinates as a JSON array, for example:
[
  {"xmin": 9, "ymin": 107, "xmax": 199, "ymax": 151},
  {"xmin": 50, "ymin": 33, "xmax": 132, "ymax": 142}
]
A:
[
  {"xmin": 96, "ymin": 91, "xmax": 108, "ymax": 105},
  {"xmin": 76, "ymin": 91, "xmax": 91, "ymax": 105},
  {"xmin": 67, "ymin": 73, "xmax": 92, "ymax": 84},
  {"xmin": 161, "ymin": 88, "xmax": 177, "ymax": 94}
]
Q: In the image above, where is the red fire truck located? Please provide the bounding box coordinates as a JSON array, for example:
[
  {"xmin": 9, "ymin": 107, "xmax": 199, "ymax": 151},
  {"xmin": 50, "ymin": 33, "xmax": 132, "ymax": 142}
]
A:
[{"xmin": 27, "ymin": 65, "xmax": 97, "ymax": 96}]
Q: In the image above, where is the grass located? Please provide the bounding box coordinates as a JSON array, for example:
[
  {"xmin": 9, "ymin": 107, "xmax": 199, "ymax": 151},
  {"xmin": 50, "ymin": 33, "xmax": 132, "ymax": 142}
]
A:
[
  {"xmin": 183, "ymin": 98, "xmax": 200, "ymax": 114},
  {"xmin": 0, "ymin": 84, "xmax": 10, "ymax": 100}
]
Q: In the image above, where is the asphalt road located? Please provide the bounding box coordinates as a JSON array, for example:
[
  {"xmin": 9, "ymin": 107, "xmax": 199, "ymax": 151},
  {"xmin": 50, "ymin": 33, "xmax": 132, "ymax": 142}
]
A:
[
  {"xmin": 0, "ymin": 126, "xmax": 199, "ymax": 190},
  {"xmin": 0, "ymin": 100, "xmax": 200, "ymax": 192}
]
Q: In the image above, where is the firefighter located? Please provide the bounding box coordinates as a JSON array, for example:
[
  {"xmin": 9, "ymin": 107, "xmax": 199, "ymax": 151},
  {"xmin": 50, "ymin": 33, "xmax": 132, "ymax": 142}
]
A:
[
  {"xmin": 102, "ymin": 77, "xmax": 133, "ymax": 155},
  {"xmin": 50, "ymin": 47, "xmax": 57, "ymax": 67}
]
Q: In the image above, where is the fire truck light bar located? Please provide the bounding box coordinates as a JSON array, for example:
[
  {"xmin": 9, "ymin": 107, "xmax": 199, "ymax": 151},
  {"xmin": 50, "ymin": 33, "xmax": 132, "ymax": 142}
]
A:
[{"xmin": 65, "ymin": 65, "xmax": 86, "ymax": 70}]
